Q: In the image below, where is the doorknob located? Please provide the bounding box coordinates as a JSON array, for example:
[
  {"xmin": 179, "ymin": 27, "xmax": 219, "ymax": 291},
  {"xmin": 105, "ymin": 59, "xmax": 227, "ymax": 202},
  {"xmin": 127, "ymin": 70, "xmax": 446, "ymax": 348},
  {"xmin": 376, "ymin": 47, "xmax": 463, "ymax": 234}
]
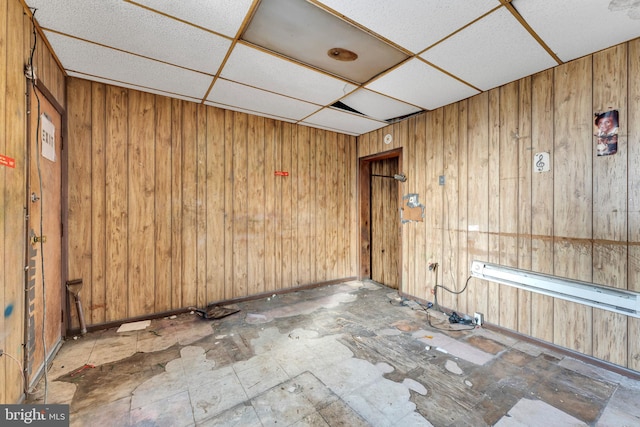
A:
[{"xmin": 31, "ymin": 235, "xmax": 47, "ymax": 245}]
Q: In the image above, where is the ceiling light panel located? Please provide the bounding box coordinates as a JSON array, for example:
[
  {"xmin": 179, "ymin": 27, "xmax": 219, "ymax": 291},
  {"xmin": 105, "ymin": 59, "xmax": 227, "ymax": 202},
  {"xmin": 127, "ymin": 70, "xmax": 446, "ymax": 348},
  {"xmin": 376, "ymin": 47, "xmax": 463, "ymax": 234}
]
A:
[
  {"xmin": 129, "ymin": 0, "xmax": 254, "ymax": 38},
  {"xmin": 44, "ymin": 31, "xmax": 213, "ymax": 99},
  {"xmin": 421, "ymin": 7, "xmax": 558, "ymax": 91},
  {"xmin": 27, "ymin": 0, "xmax": 231, "ymax": 75},
  {"xmin": 242, "ymin": 0, "xmax": 409, "ymax": 83},
  {"xmin": 222, "ymin": 43, "xmax": 357, "ymax": 105},
  {"xmin": 302, "ymin": 108, "xmax": 387, "ymax": 135},
  {"xmin": 339, "ymin": 89, "xmax": 421, "ymax": 121},
  {"xmin": 207, "ymin": 78, "xmax": 321, "ymax": 121},
  {"xmin": 366, "ymin": 58, "xmax": 479, "ymax": 111},
  {"xmin": 316, "ymin": 0, "xmax": 500, "ymax": 54},
  {"xmin": 513, "ymin": 0, "xmax": 640, "ymax": 62}
]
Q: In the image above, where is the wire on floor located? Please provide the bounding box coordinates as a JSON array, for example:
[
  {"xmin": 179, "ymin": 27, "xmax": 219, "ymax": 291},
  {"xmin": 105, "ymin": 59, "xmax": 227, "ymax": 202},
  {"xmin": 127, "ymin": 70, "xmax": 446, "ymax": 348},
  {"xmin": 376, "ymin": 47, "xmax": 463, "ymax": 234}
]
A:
[
  {"xmin": 28, "ymin": 7, "xmax": 49, "ymax": 403},
  {"xmin": 0, "ymin": 350, "xmax": 25, "ymax": 395}
]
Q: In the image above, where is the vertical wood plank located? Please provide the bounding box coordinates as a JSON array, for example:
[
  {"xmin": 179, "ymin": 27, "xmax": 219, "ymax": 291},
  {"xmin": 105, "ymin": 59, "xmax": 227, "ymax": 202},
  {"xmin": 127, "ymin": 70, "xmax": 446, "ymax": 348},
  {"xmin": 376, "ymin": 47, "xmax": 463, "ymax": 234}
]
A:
[
  {"xmin": 154, "ymin": 95, "xmax": 172, "ymax": 312},
  {"xmin": 457, "ymin": 101, "xmax": 469, "ymax": 315},
  {"xmin": 553, "ymin": 57, "xmax": 593, "ymax": 355},
  {"xmin": 498, "ymin": 82, "xmax": 520, "ymax": 330},
  {"xmin": 206, "ymin": 106, "xmax": 226, "ymax": 303},
  {"xmin": 426, "ymin": 111, "xmax": 443, "ymax": 301},
  {"xmin": 517, "ymin": 76, "xmax": 533, "ymax": 335},
  {"xmin": 171, "ymin": 99, "xmax": 183, "ymax": 308},
  {"xmin": 530, "ymin": 69, "xmax": 555, "ymax": 342},
  {"xmin": 127, "ymin": 90, "xmax": 156, "ymax": 317},
  {"xmin": 296, "ymin": 126, "xmax": 311, "ymax": 285},
  {"xmin": 3, "ymin": 0, "xmax": 26, "ymax": 402},
  {"xmin": 0, "ymin": 0, "xmax": 7, "ymax": 401},
  {"xmin": 467, "ymin": 93, "xmax": 489, "ymax": 317},
  {"xmin": 181, "ymin": 102, "xmax": 197, "ymax": 306},
  {"xmin": 326, "ymin": 132, "xmax": 338, "ymax": 279},
  {"xmin": 233, "ymin": 112, "xmax": 248, "ymax": 297},
  {"xmin": 403, "ymin": 117, "xmax": 417, "ymax": 295},
  {"xmin": 196, "ymin": 104, "xmax": 207, "ymax": 306},
  {"xmin": 105, "ymin": 86, "xmax": 128, "ymax": 321},
  {"xmin": 487, "ymin": 88, "xmax": 501, "ymax": 321},
  {"xmin": 66, "ymin": 78, "xmax": 92, "ymax": 329},
  {"xmin": 628, "ymin": 38, "xmax": 640, "ymax": 371},
  {"xmin": 90, "ymin": 82, "xmax": 106, "ymax": 324},
  {"xmin": 223, "ymin": 109, "xmax": 234, "ymax": 298},
  {"xmin": 247, "ymin": 114, "xmax": 265, "ymax": 295},
  {"xmin": 442, "ymin": 104, "xmax": 459, "ymax": 310},
  {"xmin": 263, "ymin": 118, "xmax": 277, "ymax": 291},
  {"xmin": 279, "ymin": 123, "xmax": 293, "ymax": 289},
  {"xmin": 592, "ymin": 44, "xmax": 628, "ymax": 366},
  {"xmin": 315, "ymin": 129, "xmax": 327, "ymax": 282},
  {"xmin": 413, "ymin": 114, "xmax": 427, "ymax": 297}
]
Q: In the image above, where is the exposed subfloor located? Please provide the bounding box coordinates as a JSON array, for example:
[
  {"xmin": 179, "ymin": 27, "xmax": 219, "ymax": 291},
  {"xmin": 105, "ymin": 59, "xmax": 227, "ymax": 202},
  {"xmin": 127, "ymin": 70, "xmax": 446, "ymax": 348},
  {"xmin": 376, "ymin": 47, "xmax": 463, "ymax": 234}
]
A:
[{"xmin": 28, "ymin": 280, "xmax": 640, "ymax": 426}]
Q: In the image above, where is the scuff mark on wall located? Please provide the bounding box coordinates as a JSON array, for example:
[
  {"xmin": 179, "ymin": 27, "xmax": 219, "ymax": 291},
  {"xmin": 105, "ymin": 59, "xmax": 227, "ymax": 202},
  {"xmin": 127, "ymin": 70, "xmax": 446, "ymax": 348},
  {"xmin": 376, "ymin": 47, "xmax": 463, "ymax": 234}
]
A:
[{"xmin": 401, "ymin": 193, "xmax": 424, "ymax": 223}]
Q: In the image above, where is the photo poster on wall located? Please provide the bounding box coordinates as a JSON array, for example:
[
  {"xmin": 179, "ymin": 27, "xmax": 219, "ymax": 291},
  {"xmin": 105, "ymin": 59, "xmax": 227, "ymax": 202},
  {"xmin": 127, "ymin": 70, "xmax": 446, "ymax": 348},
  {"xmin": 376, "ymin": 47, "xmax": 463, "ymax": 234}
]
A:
[{"xmin": 594, "ymin": 109, "xmax": 618, "ymax": 156}]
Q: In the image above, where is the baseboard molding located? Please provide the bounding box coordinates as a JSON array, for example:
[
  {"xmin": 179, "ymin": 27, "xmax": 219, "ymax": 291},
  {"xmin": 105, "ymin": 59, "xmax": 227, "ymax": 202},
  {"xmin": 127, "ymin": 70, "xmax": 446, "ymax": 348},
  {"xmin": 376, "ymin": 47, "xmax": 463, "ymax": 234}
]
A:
[{"xmin": 66, "ymin": 277, "xmax": 357, "ymax": 337}]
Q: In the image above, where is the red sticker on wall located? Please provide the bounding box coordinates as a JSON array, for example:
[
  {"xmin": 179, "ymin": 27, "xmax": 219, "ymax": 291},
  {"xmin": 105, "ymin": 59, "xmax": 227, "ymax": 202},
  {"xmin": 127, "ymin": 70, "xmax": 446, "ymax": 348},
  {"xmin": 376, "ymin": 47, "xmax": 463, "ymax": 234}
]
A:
[
  {"xmin": 0, "ymin": 154, "xmax": 16, "ymax": 168},
  {"xmin": 274, "ymin": 171, "xmax": 289, "ymax": 176}
]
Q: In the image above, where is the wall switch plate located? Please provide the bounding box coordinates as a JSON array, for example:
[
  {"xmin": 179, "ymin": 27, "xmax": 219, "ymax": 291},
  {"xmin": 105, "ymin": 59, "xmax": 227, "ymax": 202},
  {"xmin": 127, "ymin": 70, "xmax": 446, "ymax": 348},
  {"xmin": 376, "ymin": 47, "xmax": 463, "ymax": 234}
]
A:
[
  {"xmin": 474, "ymin": 312, "xmax": 483, "ymax": 326},
  {"xmin": 439, "ymin": 175, "xmax": 445, "ymax": 185}
]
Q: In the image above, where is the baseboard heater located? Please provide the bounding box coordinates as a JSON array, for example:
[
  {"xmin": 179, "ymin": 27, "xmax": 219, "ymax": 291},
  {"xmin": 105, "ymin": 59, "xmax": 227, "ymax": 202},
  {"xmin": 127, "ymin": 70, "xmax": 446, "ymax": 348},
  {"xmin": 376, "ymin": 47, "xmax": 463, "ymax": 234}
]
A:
[{"xmin": 470, "ymin": 260, "xmax": 640, "ymax": 318}]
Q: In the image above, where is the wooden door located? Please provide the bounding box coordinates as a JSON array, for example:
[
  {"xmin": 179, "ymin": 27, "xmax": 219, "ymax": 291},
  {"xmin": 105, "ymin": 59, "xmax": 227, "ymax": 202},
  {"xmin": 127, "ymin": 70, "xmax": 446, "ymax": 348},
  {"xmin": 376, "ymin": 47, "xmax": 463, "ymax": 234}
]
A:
[
  {"xmin": 370, "ymin": 158, "xmax": 400, "ymax": 289},
  {"xmin": 26, "ymin": 84, "xmax": 64, "ymax": 386}
]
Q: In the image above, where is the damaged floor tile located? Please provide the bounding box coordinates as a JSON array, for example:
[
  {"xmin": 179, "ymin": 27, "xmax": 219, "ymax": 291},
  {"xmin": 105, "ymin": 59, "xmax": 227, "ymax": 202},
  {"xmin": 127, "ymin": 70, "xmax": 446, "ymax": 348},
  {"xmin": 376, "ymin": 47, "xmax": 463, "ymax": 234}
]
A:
[{"xmin": 28, "ymin": 280, "xmax": 640, "ymax": 426}]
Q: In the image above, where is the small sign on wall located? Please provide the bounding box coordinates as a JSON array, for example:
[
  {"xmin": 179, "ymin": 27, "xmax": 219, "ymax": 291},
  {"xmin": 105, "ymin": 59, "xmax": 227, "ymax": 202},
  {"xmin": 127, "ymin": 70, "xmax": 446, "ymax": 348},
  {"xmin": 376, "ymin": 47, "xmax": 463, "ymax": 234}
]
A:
[
  {"xmin": 41, "ymin": 113, "xmax": 56, "ymax": 162},
  {"xmin": 534, "ymin": 152, "xmax": 550, "ymax": 173}
]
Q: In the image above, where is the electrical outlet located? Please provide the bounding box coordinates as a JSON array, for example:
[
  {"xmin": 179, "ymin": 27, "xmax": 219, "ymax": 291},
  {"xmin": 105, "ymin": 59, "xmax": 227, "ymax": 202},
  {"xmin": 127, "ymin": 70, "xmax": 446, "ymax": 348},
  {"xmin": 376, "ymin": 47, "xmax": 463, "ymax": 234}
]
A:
[{"xmin": 473, "ymin": 312, "xmax": 484, "ymax": 326}]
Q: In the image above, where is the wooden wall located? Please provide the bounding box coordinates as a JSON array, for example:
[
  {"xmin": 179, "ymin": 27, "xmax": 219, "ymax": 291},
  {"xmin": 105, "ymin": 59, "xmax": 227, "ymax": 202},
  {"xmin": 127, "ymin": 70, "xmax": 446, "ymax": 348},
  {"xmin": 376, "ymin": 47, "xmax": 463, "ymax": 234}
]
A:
[
  {"xmin": 65, "ymin": 78, "xmax": 357, "ymax": 328},
  {"xmin": 358, "ymin": 38, "xmax": 640, "ymax": 372},
  {"xmin": 1, "ymin": 0, "xmax": 66, "ymax": 403}
]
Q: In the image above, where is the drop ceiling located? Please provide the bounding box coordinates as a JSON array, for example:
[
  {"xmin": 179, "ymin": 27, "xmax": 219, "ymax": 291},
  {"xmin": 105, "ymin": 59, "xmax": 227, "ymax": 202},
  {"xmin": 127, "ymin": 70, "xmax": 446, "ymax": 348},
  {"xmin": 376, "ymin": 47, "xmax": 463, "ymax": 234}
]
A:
[{"xmin": 25, "ymin": 0, "xmax": 640, "ymax": 136}]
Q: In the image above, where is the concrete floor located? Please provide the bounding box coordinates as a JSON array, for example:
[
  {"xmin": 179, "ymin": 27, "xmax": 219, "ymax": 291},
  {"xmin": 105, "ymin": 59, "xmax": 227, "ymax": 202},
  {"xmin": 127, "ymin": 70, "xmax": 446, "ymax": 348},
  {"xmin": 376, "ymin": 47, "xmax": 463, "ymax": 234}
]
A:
[{"xmin": 28, "ymin": 280, "xmax": 640, "ymax": 426}]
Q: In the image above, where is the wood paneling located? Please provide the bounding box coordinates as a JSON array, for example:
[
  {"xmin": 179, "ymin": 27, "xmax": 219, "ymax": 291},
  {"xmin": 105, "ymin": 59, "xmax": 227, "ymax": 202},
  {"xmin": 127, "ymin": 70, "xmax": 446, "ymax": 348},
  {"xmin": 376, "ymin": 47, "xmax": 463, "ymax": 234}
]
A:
[
  {"xmin": 628, "ymin": 38, "xmax": 640, "ymax": 371},
  {"xmin": 1, "ymin": 0, "xmax": 65, "ymax": 403},
  {"xmin": 357, "ymin": 37, "xmax": 640, "ymax": 373},
  {"xmin": 66, "ymin": 80, "xmax": 357, "ymax": 329}
]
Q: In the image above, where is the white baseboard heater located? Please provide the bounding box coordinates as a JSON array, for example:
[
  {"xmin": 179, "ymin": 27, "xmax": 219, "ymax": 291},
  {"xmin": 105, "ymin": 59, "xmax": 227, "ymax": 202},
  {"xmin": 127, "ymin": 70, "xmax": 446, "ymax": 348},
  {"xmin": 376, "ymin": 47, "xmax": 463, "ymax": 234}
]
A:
[{"xmin": 470, "ymin": 260, "xmax": 640, "ymax": 318}]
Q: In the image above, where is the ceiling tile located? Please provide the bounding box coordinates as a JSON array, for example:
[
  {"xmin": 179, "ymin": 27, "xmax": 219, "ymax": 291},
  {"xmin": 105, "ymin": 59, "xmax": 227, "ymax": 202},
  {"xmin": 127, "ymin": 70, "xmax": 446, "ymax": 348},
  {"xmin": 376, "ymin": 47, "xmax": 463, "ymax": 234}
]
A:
[
  {"xmin": 339, "ymin": 89, "xmax": 421, "ymax": 121},
  {"xmin": 316, "ymin": 0, "xmax": 500, "ymax": 54},
  {"xmin": 207, "ymin": 78, "xmax": 322, "ymax": 121},
  {"xmin": 222, "ymin": 43, "xmax": 357, "ymax": 105},
  {"xmin": 44, "ymin": 31, "xmax": 213, "ymax": 99},
  {"xmin": 129, "ymin": 0, "xmax": 254, "ymax": 38},
  {"xmin": 242, "ymin": 0, "xmax": 408, "ymax": 83},
  {"xmin": 513, "ymin": 0, "xmax": 640, "ymax": 62},
  {"xmin": 28, "ymin": 0, "xmax": 231, "ymax": 75},
  {"xmin": 302, "ymin": 108, "xmax": 387, "ymax": 136},
  {"xmin": 66, "ymin": 71, "xmax": 203, "ymax": 102},
  {"xmin": 366, "ymin": 58, "xmax": 479, "ymax": 110},
  {"xmin": 421, "ymin": 7, "xmax": 558, "ymax": 91},
  {"xmin": 203, "ymin": 102, "xmax": 297, "ymax": 123}
]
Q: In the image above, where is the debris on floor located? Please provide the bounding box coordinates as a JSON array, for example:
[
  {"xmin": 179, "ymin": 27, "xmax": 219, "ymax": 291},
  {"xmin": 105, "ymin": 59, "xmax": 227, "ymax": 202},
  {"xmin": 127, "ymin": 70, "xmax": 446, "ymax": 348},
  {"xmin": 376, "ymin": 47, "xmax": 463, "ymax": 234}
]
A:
[
  {"xmin": 116, "ymin": 320, "xmax": 151, "ymax": 333},
  {"xmin": 191, "ymin": 304, "xmax": 240, "ymax": 320}
]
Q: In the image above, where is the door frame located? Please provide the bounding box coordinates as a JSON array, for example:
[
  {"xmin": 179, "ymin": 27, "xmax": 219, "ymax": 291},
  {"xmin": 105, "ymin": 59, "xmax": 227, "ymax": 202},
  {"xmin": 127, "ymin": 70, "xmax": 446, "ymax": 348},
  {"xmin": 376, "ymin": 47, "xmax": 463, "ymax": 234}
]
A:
[
  {"xmin": 24, "ymin": 79, "xmax": 67, "ymax": 387},
  {"xmin": 358, "ymin": 148, "xmax": 403, "ymax": 288}
]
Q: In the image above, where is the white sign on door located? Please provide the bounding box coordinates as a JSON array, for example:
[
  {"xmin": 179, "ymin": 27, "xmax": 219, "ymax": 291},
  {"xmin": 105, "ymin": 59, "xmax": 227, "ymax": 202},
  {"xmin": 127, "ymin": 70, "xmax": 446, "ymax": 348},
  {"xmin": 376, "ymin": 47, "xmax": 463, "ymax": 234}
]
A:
[{"xmin": 41, "ymin": 113, "xmax": 56, "ymax": 162}]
